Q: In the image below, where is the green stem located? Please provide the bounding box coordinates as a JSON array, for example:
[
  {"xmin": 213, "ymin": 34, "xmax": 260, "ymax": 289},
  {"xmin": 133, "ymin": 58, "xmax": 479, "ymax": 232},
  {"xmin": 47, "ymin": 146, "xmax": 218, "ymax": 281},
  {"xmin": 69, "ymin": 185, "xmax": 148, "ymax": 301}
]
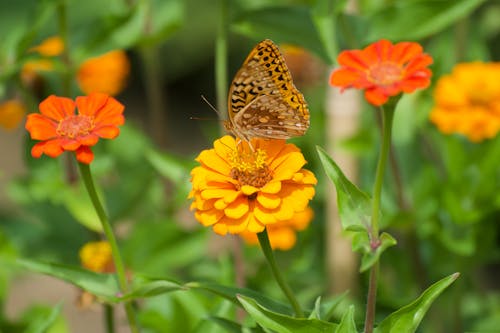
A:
[
  {"xmin": 78, "ymin": 163, "xmax": 140, "ymax": 333},
  {"xmin": 104, "ymin": 304, "xmax": 115, "ymax": 333},
  {"xmin": 257, "ymin": 229, "xmax": 304, "ymax": 317},
  {"xmin": 215, "ymin": 0, "xmax": 228, "ymax": 120},
  {"xmin": 363, "ymin": 103, "xmax": 396, "ymax": 333}
]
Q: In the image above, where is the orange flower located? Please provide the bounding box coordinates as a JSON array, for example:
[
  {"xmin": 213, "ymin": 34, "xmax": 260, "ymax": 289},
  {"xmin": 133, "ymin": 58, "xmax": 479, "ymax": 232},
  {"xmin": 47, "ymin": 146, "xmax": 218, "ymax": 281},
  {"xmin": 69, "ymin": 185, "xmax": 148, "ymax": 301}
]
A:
[
  {"xmin": 0, "ymin": 99, "xmax": 26, "ymax": 130},
  {"xmin": 430, "ymin": 62, "xmax": 500, "ymax": 142},
  {"xmin": 25, "ymin": 93, "xmax": 125, "ymax": 164},
  {"xmin": 28, "ymin": 36, "xmax": 64, "ymax": 57},
  {"xmin": 240, "ymin": 207, "xmax": 313, "ymax": 250},
  {"xmin": 189, "ymin": 136, "xmax": 317, "ymax": 235},
  {"xmin": 77, "ymin": 50, "xmax": 130, "ymax": 96},
  {"xmin": 330, "ymin": 39, "xmax": 433, "ymax": 106},
  {"xmin": 79, "ymin": 241, "xmax": 114, "ymax": 273}
]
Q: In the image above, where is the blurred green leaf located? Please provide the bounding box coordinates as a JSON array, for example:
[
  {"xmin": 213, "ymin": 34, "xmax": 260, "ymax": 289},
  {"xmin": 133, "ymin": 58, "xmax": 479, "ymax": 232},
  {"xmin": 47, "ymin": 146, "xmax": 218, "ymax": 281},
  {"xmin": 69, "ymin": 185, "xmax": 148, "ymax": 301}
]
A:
[
  {"xmin": 334, "ymin": 305, "xmax": 357, "ymax": 333},
  {"xmin": 208, "ymin": 316, "xmax": 266, "ymax": 333},
  {"xmin": 62, "ymin": 183, "xmax": 103, "ymax": 233},
  {"xmin": 146, "ymin": 149, "xmax": 192, "ymax": 185},
  {"xmin": 316, "ymin": 145, "xmax": 371, "ymax": 231},
  {"xmin": 365, "ymin": 0, "xmax": 486, "ymax": 42},
  {"xmin": 121, "ymin": 276, "xmax": 186, "ymax": 301},
  {"xmin": 24, "ymin": 303, "xmax": 63, "ymax": 333},
  {"xmin": 374, "ymin": 273, "xmax": 460, "ymax": 333},
  {"xmin": 15, "ymin": 258, "xmax": 121, "ymax": 302},
  {"xmin": 186, "ymin": 281, "xmax": 291, "ymax": 315},
  {"xmin": 237, "ymin": 295, "xmax": 338, "ymax": 333},
  {"xmin": 322, "ymin": 291, "xmax": 350, "ymax": 321},
  {"xmin": 231, "ymin": 6, "xmax": 331, "ymax": 62}
]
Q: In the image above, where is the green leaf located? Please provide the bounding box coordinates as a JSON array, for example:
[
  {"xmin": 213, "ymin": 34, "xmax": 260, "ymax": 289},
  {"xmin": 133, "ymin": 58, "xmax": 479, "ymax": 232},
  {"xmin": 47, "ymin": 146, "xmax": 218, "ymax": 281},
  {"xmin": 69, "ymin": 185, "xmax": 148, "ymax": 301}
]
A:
[
  {"xmin": 322, "ymin": 291, "xmax": 350, "ymax": 321},
  {"xmin": 238, "ymin": 295, "xmax": 337, "ymax": 333},
  {"xmin": 121, "ymin": 276, "xmax": 186, "ymax": 301},
  {"xmin": 62, "ymin": 183, "xmax": 103, "ymax": 232},
  {"xmin": 365, "ymin": 0, "xmax": 486, "ymax": 42},
  {"xmin": 355, "ymin": 232, "xmax": 397, "ymax": 272},
  {"xmin": 231, "ymin": 6, "xmax": 331, "ymax": 63},
  {"xmin": 15, "ymin": 258, "xmax": 121, "ymax": 302},
  {"xmin": 208, "ymin": 316, "xmax": 265, "ymax": 333},
  {"xmin": 24, "ymin": 303, "xmax": 63, "ymax": 333},
  {"xmin": 335, "ymin": 305, "xmax": 357, "ymax": 333},
  {"xmin": 186, "ymin": 281, "xmax": 291, "ymax": 315},
  {"xmin": 146, "ymin": 149, "xmax": 193, "ymax": 185},
  {"xmin": 308, "ymin": 297, "xmax": 322, "ymax": 320},
  {"xmin": 374, "ymin": 273, "xmax": 460, "ymax": 333},
  {"xmin": 316, "ymin": 145, "xmax": 371, "ymax": 231}
]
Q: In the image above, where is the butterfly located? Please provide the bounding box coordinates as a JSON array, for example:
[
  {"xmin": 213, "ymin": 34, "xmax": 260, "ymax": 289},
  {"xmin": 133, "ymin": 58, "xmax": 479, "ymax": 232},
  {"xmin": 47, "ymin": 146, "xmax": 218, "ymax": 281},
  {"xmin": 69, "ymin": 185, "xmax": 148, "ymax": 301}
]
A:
[{"xmin": 224, "ymin": 39, "xmax": 310, "ymax": 142}]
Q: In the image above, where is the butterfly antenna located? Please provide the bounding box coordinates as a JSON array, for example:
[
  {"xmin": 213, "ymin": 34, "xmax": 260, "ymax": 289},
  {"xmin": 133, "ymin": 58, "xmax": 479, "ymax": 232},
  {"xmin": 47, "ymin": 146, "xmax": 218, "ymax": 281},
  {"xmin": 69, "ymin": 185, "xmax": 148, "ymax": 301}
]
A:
[{"xmin": 201, "ymin": 95, "xmax": 222, "ymax": 117}]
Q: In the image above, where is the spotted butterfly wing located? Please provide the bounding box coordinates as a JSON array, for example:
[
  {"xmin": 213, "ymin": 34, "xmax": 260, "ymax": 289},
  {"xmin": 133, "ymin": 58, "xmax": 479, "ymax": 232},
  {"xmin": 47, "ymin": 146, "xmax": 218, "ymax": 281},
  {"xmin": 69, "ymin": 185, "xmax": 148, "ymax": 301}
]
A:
[{"xmin": 226, "ymin": 39, "xmax": 310, "ymax": 141}]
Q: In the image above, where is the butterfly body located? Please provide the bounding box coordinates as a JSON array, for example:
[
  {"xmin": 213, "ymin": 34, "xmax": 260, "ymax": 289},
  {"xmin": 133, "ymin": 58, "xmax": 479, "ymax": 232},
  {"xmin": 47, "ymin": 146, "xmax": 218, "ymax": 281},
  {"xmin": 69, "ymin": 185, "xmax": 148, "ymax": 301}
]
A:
[{"xmin": 225, "ymin": 39, "xmax": 310, "ymax": 142}]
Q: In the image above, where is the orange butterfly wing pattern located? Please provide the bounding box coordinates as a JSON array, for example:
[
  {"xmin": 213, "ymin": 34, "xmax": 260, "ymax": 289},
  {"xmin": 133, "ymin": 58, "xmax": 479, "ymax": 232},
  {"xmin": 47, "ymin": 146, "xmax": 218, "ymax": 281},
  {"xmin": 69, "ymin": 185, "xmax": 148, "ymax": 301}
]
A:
[{"xmin": 225, "ymin": 39, "xmax": 310, "ymax": 141}]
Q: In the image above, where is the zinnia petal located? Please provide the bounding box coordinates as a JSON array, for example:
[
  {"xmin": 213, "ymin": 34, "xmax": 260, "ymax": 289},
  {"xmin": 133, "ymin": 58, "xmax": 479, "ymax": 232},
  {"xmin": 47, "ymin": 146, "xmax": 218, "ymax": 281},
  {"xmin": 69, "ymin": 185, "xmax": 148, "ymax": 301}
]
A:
[
  {"xmin": 25, "ymin": 114, "xmax": 57, "ymax": 140},
  {"xmin": 76, "ymin": 146, "xmax": 94, "ymax": 164},
  {"xmin": 39, "ymin": 95, "xmax": 75, "ymax": 121}
]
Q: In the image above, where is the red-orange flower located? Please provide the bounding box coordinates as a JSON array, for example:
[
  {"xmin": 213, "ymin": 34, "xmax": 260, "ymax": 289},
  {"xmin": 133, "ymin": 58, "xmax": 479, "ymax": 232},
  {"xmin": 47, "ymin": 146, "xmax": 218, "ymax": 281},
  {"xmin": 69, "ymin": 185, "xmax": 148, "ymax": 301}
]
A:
[
  {"xmin": 77, "ymin": 50, "xmax": 130, "ymax": 96},
  {"xmin": 330, "ymin": 39, "xmax": 433, "ymax": 106},
  {"xmin": 25, "ymin": 93, "xmax": 124, "ymax": 164}
]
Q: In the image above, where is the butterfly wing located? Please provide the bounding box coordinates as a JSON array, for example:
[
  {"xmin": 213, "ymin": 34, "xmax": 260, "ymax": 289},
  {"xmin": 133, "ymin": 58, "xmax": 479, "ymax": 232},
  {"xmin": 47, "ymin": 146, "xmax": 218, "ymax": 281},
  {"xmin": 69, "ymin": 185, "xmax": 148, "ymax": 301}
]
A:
[{"xmin": 227, "ymin": 39, "xmax": 310, "ymax": 140}]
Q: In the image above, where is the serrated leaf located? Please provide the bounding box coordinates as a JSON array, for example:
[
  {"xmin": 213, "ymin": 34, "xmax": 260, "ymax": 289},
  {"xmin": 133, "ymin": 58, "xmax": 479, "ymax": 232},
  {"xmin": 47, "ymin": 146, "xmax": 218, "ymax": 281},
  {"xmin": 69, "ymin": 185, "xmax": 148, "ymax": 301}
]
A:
[
  {"xmin": 365, "ymin": 0, "xmax": 485, "ymax": 42},
  {"xmin": 238, "ymin": 295, "xmax": 337, "ymax": 333},
  {"xmin": 374, "ymin": 273, "xmax": 460, "ymax": 333},
  {"xmin": 186, "ymin": 281, "xmax": 291, "ymax": 315},
  {"xmin": 335, "ymin": 305, "xmax": 357, "ymax": 333},
  {"xmin": 316, "ymin": 146, "xmax": 371, "ymax": 231}
]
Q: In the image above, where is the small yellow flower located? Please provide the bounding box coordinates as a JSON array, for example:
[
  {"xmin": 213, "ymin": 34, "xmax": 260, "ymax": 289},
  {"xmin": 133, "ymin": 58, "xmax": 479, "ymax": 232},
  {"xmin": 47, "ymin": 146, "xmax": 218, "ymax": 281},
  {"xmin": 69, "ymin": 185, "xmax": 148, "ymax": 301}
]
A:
[
  {"xmin": 28, "ymin": 36, "xmax": 64, "ymax": 57},
  {"xmin": 77, "ymin": 50, "xmax": 130, "ymax": 96},
  {"xmin": 189, "ymin": 136, "xmax": 317, "ymax": 235},
  {"xmin": 79, "ymin": 241, "xmax": 114, "ymax": 273},
  {"xmin": 0, "ymin": 99, "xmax": 26, "ymax": 130},
  {"xmin": 240, "ymin": 206, "xmax": 314, "ymax": 250},
  {"xmin": 430, "ymin": 62, "xmax": 500, "ymax": 142}
]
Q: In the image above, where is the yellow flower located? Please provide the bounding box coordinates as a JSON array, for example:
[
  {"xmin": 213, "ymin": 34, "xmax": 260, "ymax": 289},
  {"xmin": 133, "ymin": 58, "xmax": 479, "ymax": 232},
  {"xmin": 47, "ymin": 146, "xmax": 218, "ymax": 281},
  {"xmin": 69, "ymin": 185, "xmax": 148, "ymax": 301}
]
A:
[
  {"xmin": 77, "ymin": 50, "xmax": 130, "ymax": 96},
  {"xmin": 240, "ymin": 206, "xmax": 314, "ymax": 250},
  {"xmin": 0, "ymin": 99, "xmax": 26, "ymax": 130},
  {"xmin": 79, "ymin": 241, "xmax": 114, "ymax": 273},
  {"xmin": 28, "ymin": 36, "xmax": 64, "ymax": 57},
  {"xmin": 189, "ymin": 136, "xmax": 317, "ymax": 235},
  {"xmin": 430, "ymin": 62, "xmax": 500, "ymax": 142}
]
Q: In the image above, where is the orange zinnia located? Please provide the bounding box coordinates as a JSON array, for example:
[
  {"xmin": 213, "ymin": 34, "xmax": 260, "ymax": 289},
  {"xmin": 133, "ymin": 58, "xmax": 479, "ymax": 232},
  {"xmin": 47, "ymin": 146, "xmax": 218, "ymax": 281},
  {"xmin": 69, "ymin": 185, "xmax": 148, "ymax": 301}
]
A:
[
  {"xmin": 430, "ymin": 62, "xmax": 500, "ymax": 142},
  {"xmin": 77, "ymin": 50, "xmax": 130, "ymax": 96},
  {"xmin": 0, "ymin": 99, "xmax": 26, "ymax": 130},
  {"xmin": 25, "ymin": 93, "xmax": 125, "ymax": 164},
  {"xmin": 330, "ymin": 39, "xmax": 433, "ymax": 106},
  {"xmin": 189, "ymin": 136, "xmax": 317, "ymax": 235},
  {"xmin": 240, "ymin": 206, "xmax": 314, "ymax": 250}
]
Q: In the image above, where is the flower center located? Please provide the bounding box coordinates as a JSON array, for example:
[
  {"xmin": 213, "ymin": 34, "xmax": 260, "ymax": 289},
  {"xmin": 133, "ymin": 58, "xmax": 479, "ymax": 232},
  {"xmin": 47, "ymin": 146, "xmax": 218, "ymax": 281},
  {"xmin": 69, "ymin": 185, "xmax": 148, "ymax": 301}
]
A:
[
  {"xmin": 368, "ymin": 62, "xmax": 403, "ymax": 85},
  {"xmin": 57, "ymin": 115, "xmax": 94, "ymax": 138},
  {"xmin": 229, "ymin": 148, "xmax": 273, "ymax": 189}
]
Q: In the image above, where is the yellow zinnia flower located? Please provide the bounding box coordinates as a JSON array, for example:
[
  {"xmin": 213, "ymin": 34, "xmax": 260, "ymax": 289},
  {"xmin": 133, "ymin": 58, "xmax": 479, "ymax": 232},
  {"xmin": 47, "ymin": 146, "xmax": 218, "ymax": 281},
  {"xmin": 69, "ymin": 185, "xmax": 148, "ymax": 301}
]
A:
[
  {"xmin": 240, "ymin": 206, "xmax": 314, "ymax": 250},
  {"xmin": 79, "ymin": 241, "xmax": 114, "ymax": 273},
  {"xmin": 189, "ymin": 136, "xmax": 317, "ymax": 235},
  {"xmin": 430, "ymin": 62, "xmax": 500, "ymax": 142},
  {"xmin": 77, "ymin": 50, "xmax": 130, "ymax": 96}
]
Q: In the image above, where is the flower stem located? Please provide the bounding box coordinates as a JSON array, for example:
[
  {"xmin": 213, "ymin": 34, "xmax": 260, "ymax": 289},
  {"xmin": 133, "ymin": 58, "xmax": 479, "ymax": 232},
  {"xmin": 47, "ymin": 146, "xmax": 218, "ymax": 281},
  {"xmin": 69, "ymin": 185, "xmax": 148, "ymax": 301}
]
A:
[
  {"xmin": 257, "ymin": 228, "xmax": 304, "ymax": 317},
  {"xmin": 363, "ymin": 103, "xmax": 395, "ymax": 333},
  {"xmin": 78, "ymin": 163, "xmax": 139, "ymax": 333},
  {"xmin": 104, "ymin": 304, "xmax": 115, "ymax": 333}
]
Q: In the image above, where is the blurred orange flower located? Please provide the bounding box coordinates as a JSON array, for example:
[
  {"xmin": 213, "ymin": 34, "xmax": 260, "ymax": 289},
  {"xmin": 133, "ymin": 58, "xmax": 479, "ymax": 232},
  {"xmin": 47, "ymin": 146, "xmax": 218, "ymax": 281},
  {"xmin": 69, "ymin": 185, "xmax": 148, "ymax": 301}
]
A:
[
  {"xmin": 430, "ymin": 62, "xmax": 500, "ymax": 142},
  {"xmin": 0, "ymin": 99, "xmax": 26, "ymax": 130},
  {"xmin": 189, "ymin": 136, "xmax": 316, "ymax": 235},
  {"xmin": 77, "ymin": 50, "xmax": 130, "ymax": 96},
  {"xmin": 25, "ymin": 92, "xmax": 125, "ymax": 164},
  {"xmin": 330, "ymin": 39, "xmax": 433, "ymax": 106},
  {"xmin": 28, "ymin": 36, "xmax": 64, "ymax": 57},
  {"xmin": 240, "ymin": 207, "xmax": 313, "ymax": 250},
  {"xmin": 79, "ymin": 241, "xmax": 114, "ymax": 273}
]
